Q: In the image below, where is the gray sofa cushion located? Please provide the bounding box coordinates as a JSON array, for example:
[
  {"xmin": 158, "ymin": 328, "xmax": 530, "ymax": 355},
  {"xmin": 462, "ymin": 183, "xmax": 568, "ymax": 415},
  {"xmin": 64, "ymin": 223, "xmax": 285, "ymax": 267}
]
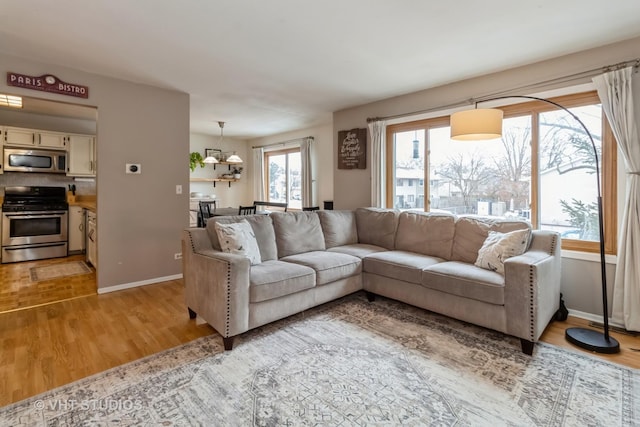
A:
[
  {"xmin": 317, "ymin": 210, "xmax": 358, "ymax": 248},
  {"xmin": 271, "ymin": 212, "xmax": 326, "ymax": 258},
  {"xmin": 363, "ymin": 250, "xmax": 444, "ymax": 284},
  {"xmin": 206, "ymin": 214, "xmax": 278, "ymax": 261},
  {"xmin": 281, "ymin": 251, "xmax": 361, "ymax": 285},
  {"xmin": 422, "ymin": 261, "xmax": 505, "ymax": 305},
  {"xmin": 249, "ymin": 260, "xmax": 316, "ymax": 303},
  {"xmin": 355, "ymin": 207, "xmax": 400, "ymax": 249},
  {"xmin": 451, "ymin": 216, "xmax": 531, "ymax": 264},
  {"xmin": 327, "ymin": 243, "xmax": 388, "ymax": 259},
  {"xmin": 395, "ymin": 211, "xmax": 455, "ymax": 260}
]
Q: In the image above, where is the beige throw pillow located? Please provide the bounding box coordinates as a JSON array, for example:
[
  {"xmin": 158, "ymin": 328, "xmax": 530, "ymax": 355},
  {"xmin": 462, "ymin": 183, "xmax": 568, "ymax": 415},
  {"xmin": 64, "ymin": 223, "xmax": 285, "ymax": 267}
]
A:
[
  {"xmin": 214, "ymin": 220, "xmax": 262, "ymax": 265},
  {"xmin": 475, "ymin": 229, "xmax": 530, "ymax": 274}
]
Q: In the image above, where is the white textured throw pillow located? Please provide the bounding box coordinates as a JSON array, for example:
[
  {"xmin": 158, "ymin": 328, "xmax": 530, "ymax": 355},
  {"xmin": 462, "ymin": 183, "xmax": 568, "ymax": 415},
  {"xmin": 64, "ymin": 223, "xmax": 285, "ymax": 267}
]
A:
[
  {"xmin": 475, "ymin": 229, "xmax": 530, "ymax": 274},
  {"xmin": 214, "ymin": 220, "xmax": 262, "ymax": 265}
]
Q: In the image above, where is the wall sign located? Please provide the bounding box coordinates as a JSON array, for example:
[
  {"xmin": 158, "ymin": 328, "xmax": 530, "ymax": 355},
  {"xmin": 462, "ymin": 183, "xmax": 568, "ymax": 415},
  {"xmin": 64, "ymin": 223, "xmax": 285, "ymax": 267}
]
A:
[
  {"xmin": 7, "ymin": 72, "xmax": 89, "ymax": 99},
  {"xmin": 338, "ymin": 128, "xmax": 367, "ymax": 169}
]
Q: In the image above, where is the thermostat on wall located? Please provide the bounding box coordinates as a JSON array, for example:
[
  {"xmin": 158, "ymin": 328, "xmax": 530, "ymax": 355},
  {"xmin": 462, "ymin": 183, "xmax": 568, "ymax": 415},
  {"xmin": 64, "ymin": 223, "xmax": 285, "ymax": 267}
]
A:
[{"xmin": 126, "ymin": 163, "xmax": 141, "ymax": 174}]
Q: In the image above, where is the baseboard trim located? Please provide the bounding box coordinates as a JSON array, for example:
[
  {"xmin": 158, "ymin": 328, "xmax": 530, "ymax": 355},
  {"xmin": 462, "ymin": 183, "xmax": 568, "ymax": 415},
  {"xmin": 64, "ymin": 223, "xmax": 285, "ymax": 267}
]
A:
[
  {"xmin": 97, "ymin": 274, "xmax": 183, "ymax": 294},
  {"xmin": 567, "ymin": 308, "xmax": 625, "ymax": 330}
]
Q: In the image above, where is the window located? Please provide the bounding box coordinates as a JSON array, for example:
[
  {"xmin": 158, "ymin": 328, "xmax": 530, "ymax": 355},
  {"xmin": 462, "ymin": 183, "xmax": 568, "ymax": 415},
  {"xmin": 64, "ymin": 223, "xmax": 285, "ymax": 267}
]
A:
[
  {"xmin": 386, "ymin": 91, "xmax": 617, "ymax": 254},
  {"xmin": 264, "ymin": 148, "xmax": 302, "ymax": 210},
  {"xmin": 388, "ymin": 127, "xmax": 429, "ymax": 210}
]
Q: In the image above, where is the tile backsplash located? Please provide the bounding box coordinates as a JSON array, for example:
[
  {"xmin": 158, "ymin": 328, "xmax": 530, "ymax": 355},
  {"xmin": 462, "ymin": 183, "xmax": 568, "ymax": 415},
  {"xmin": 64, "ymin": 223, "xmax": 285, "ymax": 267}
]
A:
[{"xmin": 0, "ymin": 172, "xmax": 96, "ymax": 196}]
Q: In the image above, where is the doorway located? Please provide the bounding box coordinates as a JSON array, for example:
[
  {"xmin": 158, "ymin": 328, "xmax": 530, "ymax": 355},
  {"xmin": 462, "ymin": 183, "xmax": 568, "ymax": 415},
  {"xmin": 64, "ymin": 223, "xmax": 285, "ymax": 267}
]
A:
[{"xmin": 0, "ymin": 93, "xmax": 98, "ymax": 311}]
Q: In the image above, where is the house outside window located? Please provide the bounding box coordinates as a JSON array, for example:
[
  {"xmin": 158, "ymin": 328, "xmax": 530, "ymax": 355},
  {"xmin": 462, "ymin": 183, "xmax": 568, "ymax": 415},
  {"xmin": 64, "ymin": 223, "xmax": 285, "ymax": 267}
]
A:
[
  {"xmin": 385, "ymin": 91, "xmax": 616, "ymax": 254},
  {"xmin": 264, "ymin": 148, "xmax": 302, "ymax": 210}
]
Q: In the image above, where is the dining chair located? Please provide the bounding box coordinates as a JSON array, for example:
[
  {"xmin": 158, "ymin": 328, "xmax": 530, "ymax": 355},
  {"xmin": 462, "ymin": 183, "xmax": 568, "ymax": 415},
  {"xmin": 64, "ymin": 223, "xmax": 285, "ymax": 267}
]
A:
[
  {"xmin": 238, "ymin": 205, "xmax": 257, "ymax": 215},
  {"xmin": 253, "ymin": 201, "xmax": 288, "ymax": 212},
  {"xmin": 302, "ymin": 206, "xmax": 320, "ymax": 211},
  {"xmin": 198, "ymin": 200, "xmax": 217, "ymax": 226}
]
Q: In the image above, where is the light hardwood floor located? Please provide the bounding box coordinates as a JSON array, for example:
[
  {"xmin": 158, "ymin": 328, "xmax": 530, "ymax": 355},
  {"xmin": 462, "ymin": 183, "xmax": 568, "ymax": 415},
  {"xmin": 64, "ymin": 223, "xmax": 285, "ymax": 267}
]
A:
[
  {"xmin": 0, "ymin": 278, "xmax": 215, "ymax": 406},
  {"xmin": 0, "ymin": 275, "xmax": 638, "ymax": 407},
  {"xmin": 0, "ymin": 255, "xmax": 97, "ymax": 313}
]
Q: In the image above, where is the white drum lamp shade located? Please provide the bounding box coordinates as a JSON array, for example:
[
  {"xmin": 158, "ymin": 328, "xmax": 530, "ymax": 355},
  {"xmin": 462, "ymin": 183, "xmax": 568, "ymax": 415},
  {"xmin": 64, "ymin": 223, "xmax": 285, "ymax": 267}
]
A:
[{"xmin": 450, "ymin": 108, "xmax": 504, "ymax": 141}]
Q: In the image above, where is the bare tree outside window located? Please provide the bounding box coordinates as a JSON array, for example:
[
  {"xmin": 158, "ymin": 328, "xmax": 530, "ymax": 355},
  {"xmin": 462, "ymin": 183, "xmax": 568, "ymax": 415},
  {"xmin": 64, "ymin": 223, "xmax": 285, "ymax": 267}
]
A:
[
  {"xmin": 386, "ymin": 92, "xmax": 616, "ymax": 252},
  {"xmin": 436, "ymin": 151, "xmax": 494, "ymax": 214},
  {"xmin": 539, "ymin": 105, "xmax": 602, "ymax": 241}
]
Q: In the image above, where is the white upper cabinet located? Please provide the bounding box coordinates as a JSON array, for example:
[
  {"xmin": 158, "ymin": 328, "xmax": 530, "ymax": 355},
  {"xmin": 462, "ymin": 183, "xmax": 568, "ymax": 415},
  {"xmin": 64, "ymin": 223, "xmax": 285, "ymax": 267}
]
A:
[
  {"xmin": 4, "ymin": 126, "xmax": 68, "ymax": 150},
  {"xmin": 67, "ymin": 134, "xmax": 96, "ymax": 176},
  {"xmin": 0, "ymin": 127, "xmax": 3, "ymax": 174},
  {"xmin": 2, "ymin": 125, "xmax": 96, "ymax": 176},
  {"xmin": 37, "ymin": 131, "xmax": 67, "ymax": 149},
  {"xmin": 4, "ymin": 126, "xmax": 36, "ymax": 146}
]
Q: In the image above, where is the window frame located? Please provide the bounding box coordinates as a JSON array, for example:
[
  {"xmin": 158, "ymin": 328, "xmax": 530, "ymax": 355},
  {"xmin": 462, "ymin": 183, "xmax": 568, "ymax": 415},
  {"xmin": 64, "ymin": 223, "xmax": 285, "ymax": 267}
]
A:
[
  {"xmin": 385, "ymin": 91, "xmax": 617, "ymax": 254},
  {"xmin": 263, "ymin": 147, "xmax": 302, "ymax": 209}
]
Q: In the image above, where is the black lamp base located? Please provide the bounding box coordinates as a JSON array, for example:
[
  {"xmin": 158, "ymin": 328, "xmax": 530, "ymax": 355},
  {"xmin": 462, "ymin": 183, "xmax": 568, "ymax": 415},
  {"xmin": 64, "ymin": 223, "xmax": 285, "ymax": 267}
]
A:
[{"xmin": 565, "ymin": 327, "xmax": 620, "ymax": 354}]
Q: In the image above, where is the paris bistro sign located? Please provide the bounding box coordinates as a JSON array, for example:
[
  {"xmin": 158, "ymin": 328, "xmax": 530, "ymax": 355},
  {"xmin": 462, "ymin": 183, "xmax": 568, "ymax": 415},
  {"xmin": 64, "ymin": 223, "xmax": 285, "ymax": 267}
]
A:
[{"xmin": 6, "ymin": 72, "xmax": 89, "ymax": 99}]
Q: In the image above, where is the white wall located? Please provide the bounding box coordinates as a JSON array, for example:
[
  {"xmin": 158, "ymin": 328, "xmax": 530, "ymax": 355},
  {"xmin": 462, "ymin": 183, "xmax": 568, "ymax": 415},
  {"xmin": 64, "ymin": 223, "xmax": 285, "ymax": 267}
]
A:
[
  {"xmin": 331, "ymin": 36, "xmax": 640, "ymax": 318},
  {"xmin": 248, "ymin": 123, "xmax": 333, "ymax": 208}
]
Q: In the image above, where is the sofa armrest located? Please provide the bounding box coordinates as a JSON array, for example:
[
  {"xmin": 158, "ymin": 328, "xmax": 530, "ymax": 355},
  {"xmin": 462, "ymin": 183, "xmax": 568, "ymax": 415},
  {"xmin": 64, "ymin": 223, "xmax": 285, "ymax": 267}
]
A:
[
  {"xmin": 183, "ymin": 227, "xmax": 214, "ymax": 253},
  {"xmin": 182, "ymin": 229, "xmax": 251, "ymax": 338},
  {"xmin": 503, "ymin": 230, "xmax": 561, "ymax": 342}
]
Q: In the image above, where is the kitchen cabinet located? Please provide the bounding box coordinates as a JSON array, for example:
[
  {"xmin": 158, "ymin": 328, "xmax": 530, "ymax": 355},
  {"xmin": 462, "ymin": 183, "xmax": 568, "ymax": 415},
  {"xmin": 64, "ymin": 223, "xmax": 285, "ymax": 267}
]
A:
[
  {"xmin": 189, "ymin": 199, "xmax": 199, "ymax": 227},
  {"xmin": 0, "ymin": 127, "xmax": 3, "ymax": 174},
  {"xmin": 4, "ymin": 126, "xmax": 67, "ymax": 149},
  {"xmin": 68, "ymin": 206, "xmax": 86, "ymax": 253},
  {"xmin": 38, "ymin": 131, "xmax": 67, "ymax": 149},
  {"xmin": 4, "ymin": 126, "xmax": 35, "ymax": 146},
  {"xmin": 86, "ymin": 210, "xmax": 97, "ymax": 268},
  {"xmin": 67, "ymin": 134, "xmax": 96, "ymax": 176}
]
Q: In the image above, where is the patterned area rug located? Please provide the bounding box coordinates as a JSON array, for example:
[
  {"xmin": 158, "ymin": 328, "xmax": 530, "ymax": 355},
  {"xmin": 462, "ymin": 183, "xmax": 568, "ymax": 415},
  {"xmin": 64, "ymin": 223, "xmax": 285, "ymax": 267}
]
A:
[
  {"xmin": 29, "ymin": 261, "xmax": 92, "ymax": 282},
  {"xmin": 1, "ymin": 293, "xmax": 638, "ymax": 426}
]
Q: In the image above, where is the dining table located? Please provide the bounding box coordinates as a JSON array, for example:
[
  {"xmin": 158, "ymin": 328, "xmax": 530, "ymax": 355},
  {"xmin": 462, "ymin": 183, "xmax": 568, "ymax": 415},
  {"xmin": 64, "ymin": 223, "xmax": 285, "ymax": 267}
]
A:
[{"xmin": 207, "ymin": 207, "xmax": 268, "ymax": 217}]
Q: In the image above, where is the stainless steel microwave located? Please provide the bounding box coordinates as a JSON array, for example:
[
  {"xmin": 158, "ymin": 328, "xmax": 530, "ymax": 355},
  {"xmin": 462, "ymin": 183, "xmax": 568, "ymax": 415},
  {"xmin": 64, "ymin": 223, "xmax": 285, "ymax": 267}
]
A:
[{"xmin": 3, "ymin": 148, "xmax": 67, "ymax": 173}]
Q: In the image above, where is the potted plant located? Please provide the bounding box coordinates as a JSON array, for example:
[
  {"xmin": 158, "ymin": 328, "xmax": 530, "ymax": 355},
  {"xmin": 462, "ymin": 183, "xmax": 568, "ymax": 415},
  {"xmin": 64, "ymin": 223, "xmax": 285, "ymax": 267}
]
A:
[
  {"xmin": 190, "ymin": 152, "xmax": 205, "ymax": 172},
  {"xmin": 232, "ymin": 166, "xmax": 243, "ymax": 179}
]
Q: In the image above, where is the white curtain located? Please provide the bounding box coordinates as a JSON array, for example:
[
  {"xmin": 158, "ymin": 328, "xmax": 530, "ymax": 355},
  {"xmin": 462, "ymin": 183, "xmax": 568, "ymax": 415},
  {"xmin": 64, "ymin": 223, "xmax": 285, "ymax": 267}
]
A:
[
  {"xmin": 368, "ymin": 120, "xmax": 386, "ymax": 207},
  {"xmin": 252, "ymin": 147, "xmax": 265, "ymax": 202},
  {"xmin": 593, "ymin": 66, "xmax": 640, "ymax": 331},
  {"xmin": 301, "ymin": 137, "xmax": 314, "ymax": 207}
]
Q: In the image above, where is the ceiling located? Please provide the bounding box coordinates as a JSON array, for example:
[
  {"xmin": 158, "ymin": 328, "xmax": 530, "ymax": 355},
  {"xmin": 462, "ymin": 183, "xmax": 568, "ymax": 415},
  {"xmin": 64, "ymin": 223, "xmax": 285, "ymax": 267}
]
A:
[{"xmin": 1, "ymin": 1, "xmax": 640, "ymax": 138}]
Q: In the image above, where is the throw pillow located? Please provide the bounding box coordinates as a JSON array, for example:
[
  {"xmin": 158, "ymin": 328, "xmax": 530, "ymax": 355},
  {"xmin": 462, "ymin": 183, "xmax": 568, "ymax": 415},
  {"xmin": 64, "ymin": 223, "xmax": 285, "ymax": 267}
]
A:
[
  {"xmin": 214, "ymin": 220, "xmax": 262, "ymax": 265},
  {"xmin": 474, "ymin": 229, "xmax": 531, "ymax": 274}
]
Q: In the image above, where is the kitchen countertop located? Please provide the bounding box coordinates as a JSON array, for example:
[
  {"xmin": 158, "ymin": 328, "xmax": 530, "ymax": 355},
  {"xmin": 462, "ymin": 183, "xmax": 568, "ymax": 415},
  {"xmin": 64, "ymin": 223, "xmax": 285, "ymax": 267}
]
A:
[{"xmin": 69, "ymin": 195, "xmax": 97, "ymax": 213}]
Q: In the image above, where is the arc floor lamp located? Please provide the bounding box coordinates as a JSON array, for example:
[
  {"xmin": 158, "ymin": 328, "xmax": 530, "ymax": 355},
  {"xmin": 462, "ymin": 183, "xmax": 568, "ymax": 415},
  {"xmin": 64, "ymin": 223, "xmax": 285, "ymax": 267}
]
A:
[{"xmin": 450, "ymin": 95, "xmax": 620, "ymax": 354}]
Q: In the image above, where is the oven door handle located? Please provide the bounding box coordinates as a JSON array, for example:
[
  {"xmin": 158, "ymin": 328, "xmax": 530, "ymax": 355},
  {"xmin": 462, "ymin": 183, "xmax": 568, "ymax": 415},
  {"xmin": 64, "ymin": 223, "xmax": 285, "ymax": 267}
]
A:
[
  {"xmin": 3, "ymin": 242, "xmax": 67, "ymax": 251},
  {"xmin": 3, "ymin": 212, "xmax": 67, "ymax": 218}
]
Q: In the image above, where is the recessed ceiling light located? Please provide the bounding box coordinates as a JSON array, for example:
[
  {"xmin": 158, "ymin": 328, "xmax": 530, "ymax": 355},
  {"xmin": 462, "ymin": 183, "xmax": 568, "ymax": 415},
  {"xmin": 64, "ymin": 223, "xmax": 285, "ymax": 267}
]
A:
[{"xmin": 0, "ymin": 94, "xmax": 23, "ymax": 108}]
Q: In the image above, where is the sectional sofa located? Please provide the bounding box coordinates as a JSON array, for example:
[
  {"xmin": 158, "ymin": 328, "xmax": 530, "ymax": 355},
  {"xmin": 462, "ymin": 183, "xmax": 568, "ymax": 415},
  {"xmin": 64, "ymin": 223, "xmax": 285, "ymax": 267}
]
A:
[{"xmin": 182, "ymin": 208, "xmax": 561, "ymax": 355}]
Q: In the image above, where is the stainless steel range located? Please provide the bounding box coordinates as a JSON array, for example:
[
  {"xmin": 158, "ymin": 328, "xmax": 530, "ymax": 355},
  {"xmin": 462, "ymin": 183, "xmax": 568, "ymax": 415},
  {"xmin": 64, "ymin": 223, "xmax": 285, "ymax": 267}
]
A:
[{"xmin": 1, "ymin": 186, "xmax": 69, "ymax": 263}]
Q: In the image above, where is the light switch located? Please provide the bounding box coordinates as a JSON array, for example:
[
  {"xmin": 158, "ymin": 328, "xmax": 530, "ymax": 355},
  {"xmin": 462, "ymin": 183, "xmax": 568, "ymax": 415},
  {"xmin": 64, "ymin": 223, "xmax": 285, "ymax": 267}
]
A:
[{"xmin": 176, "ymin": 185, "xmax": 182, "ymax": 194}]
